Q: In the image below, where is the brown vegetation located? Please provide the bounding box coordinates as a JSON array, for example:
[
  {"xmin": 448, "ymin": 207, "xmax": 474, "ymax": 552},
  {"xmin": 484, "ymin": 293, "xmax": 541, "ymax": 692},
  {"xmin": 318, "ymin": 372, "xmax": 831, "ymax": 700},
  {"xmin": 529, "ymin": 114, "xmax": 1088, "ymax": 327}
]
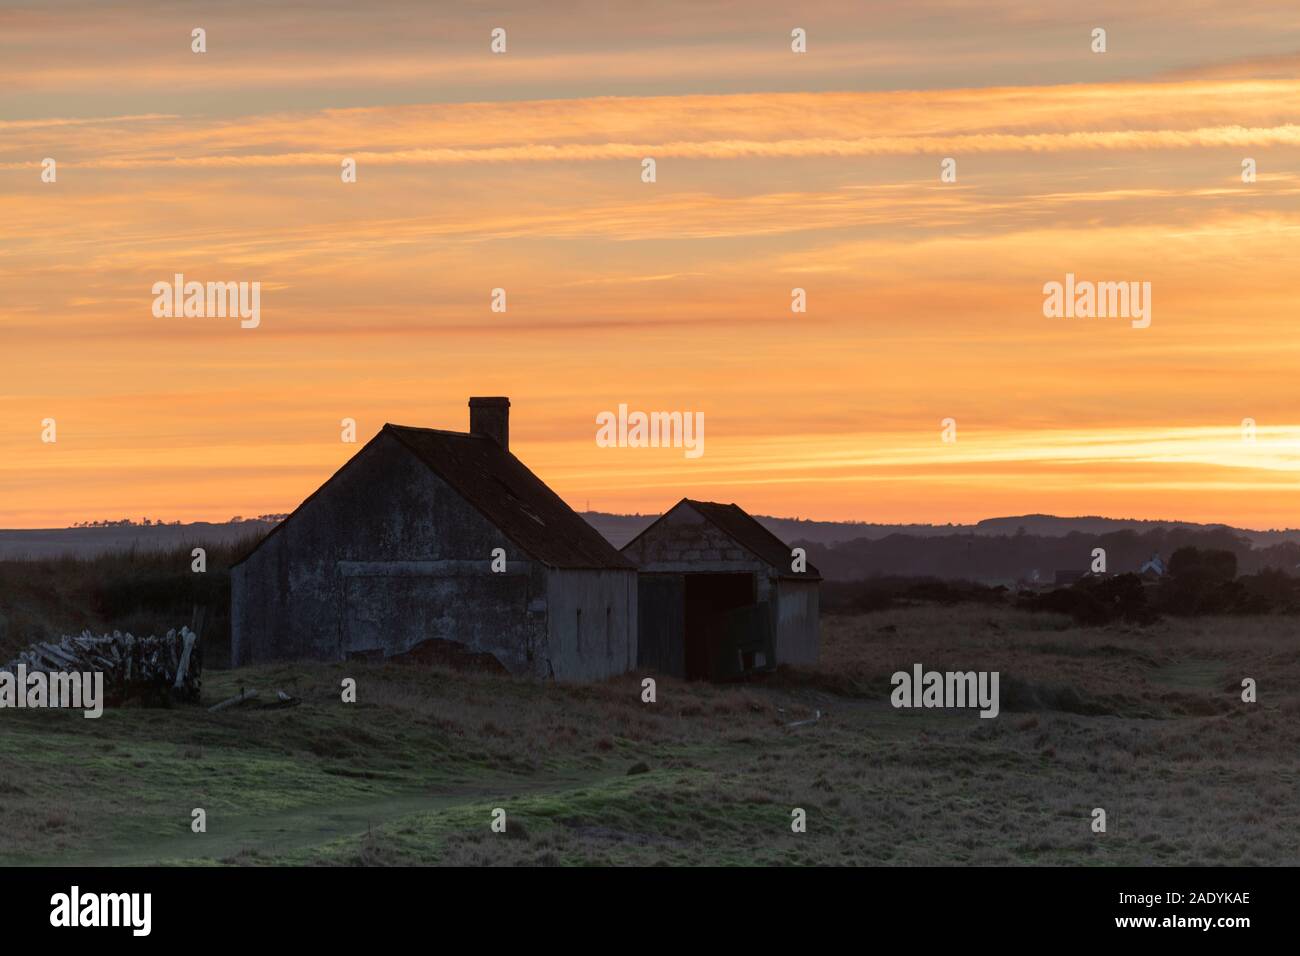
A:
[{"xmin": 1, "ymin": 602, "xmax": 1294, "ymax": 866}]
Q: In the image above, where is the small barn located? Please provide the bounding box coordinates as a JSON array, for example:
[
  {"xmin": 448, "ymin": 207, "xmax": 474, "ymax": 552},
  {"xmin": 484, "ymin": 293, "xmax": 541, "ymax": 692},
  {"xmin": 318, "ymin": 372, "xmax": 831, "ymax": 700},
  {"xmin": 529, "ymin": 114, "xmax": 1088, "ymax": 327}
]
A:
[
  {"xmin": 230, "ymin": 398, "xmax": 637, "ymax": 680},
  {"xmin": 620, "ymin": 499, "xmax": 820, "ymax": 680}
]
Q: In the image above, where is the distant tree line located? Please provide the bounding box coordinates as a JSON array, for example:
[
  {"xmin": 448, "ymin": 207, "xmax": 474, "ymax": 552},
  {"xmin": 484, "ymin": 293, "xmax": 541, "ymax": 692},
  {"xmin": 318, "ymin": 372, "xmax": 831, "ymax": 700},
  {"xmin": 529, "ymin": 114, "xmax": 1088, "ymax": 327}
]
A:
[
  {"xmin": 821, "ymin": 546, "xmax": 1300, "ymax": 623},
  {"xmin": 1017, "ymin": 546, "xmax": 1300, "ymax": 623},
  {"xmin": 804, "ymin": 527, "xmax": 1300, "ymax": 583},
  {"xmin": 73, "ymin": 518, "xmax": 182, "ymax": 528},
  {"xmin": 71, "ymin": 515, "xmax": 288, "ymax": 529}
]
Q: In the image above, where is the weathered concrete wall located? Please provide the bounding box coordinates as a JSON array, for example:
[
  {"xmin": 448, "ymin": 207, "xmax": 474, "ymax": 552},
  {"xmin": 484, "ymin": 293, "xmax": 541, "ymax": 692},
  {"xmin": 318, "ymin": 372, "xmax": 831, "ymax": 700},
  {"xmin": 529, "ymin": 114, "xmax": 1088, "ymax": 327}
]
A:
[
  {"xmin": 774, "ymin": 579, "xmax": 820, "ymax": 666},
  {"xmin": 621, "ymin": 503, "xmax": 821, "ymax": 673},
  {"xmin": 231, "ymin": 432, "xmax": 551, "ymax": 673},
  {"xmin": 337, "ymin": 559, "xmax": 546, "ymax": 674},
  {"xmin": 623, "ymin": 506, "xmax": 767, "ymax": 576},
  {"xmin": 545, "ymin": 568, "xmax": 637, "ymax": 680}
]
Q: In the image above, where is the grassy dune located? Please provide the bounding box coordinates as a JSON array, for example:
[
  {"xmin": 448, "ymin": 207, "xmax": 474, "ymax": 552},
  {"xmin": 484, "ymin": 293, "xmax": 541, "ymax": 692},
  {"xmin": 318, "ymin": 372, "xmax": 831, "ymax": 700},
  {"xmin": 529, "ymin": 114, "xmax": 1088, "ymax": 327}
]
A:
[{"xmin": 0, "ymin": 605, "xmax": 1295, "ymax": 866}]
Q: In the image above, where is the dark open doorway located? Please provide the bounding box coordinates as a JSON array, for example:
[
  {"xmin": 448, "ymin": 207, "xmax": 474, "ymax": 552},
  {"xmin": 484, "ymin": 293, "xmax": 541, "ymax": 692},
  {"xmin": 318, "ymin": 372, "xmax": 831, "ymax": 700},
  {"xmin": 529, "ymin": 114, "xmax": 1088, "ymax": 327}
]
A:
[{"xmin": 683, "ymin": 573, "xmax": 755, "ymax": 679}]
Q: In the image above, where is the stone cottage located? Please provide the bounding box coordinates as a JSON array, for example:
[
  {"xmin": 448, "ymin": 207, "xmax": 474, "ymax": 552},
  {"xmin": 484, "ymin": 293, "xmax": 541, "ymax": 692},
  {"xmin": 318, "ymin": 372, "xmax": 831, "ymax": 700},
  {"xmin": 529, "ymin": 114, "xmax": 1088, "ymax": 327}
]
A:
[
  {"xmin": 230, "ymin": 398, "xmax": 638, "ymax": 680},
  {"xmin": 620, "ymin": 498, "xmax": 820, "ymax": 680}
]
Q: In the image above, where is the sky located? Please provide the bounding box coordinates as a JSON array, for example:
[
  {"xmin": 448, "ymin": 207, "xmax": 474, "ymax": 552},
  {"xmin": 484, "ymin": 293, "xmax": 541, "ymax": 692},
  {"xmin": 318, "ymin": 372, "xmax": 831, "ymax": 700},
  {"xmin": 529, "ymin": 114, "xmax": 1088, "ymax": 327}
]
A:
[{"xmin": 3, "ymin": 0, "xmax": 1300, "ymax": 529}]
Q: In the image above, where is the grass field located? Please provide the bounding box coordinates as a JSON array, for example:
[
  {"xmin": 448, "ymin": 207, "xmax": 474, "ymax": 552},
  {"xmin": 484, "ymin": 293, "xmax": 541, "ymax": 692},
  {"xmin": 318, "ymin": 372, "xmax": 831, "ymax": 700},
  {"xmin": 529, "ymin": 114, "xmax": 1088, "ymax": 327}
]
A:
[{"xmin": 1, "ymin": 605, "xmax": 1296, "ymax": 866}]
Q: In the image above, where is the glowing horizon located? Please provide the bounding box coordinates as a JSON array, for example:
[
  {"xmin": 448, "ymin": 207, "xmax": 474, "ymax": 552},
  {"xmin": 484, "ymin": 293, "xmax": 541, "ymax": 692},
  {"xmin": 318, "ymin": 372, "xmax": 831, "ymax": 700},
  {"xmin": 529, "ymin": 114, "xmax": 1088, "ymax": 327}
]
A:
[{"xmin": 3, "ymin": 1, "xmax": 1300, "ymax": 530}]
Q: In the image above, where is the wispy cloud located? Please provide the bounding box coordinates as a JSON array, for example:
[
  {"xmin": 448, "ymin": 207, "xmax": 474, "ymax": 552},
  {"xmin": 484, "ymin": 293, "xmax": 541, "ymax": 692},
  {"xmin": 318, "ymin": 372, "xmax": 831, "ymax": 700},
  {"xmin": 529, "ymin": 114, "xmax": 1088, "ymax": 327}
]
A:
[{"xmin": 4, "ymin": 8, "xmax": 1300, "ymax": 527}]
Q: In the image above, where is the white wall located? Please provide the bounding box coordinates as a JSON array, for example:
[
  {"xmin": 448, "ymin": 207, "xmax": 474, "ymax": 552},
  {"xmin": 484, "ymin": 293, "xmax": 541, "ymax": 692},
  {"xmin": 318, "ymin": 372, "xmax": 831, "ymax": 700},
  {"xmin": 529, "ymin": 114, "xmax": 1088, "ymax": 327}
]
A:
[
  {"xmin": 775, "ymin": 579, "xmax": 820, "ymax": 665},
  {"xmin": 545, "ymin": 569, "xmax": 638, "ymax": 680}
]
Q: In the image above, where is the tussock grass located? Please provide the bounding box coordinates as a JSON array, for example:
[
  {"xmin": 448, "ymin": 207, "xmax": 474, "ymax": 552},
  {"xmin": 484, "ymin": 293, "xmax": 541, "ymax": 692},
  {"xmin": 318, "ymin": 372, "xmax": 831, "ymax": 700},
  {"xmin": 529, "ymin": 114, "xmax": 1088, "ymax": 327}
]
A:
[
  {"xmin": 0, "ymin": 535, "xmax": 260, "ymax": 667},
  {"xmin": 0, "ymin": 604, "xmax": 1295, "ymax": 866}
]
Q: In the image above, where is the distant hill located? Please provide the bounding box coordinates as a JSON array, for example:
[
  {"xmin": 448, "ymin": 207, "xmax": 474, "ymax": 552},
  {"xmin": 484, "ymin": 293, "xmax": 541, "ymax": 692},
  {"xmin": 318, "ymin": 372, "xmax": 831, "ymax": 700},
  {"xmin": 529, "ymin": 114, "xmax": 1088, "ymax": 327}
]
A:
[
  {"xmin": 581, "ymin": 510, "xmax": 1005, "ymax": 549},
  {"xmin": 580, "ymin": 510, "xmax": 1300, "ymax": 550},
  {"xmin": 578, "ymin": 511, "xmax": 1300, "ymax": 582},
  {"xmin": 967, "ymin": 514, "xmax": 1290, "ymax": 545},
  {"xmin": 4, "ymin": 513, "xmax": 1300, "ymax": 579}
]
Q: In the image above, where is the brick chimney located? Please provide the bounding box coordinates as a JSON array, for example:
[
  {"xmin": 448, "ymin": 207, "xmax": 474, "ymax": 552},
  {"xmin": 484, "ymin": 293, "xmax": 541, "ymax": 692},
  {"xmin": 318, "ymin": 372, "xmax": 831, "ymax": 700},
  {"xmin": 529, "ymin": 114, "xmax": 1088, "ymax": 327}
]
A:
[{"xmin": 468, "ymin": 397, "xmax": 510, "ymax": 449}]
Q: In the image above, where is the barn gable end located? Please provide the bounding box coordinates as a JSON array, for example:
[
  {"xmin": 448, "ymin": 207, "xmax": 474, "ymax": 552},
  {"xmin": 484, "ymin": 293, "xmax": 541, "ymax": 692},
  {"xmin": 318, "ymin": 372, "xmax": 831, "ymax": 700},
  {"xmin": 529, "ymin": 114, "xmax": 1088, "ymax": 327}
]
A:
[
  {"xmin": 231, "ymin": 400, "xmax": 636, "ymax": 680},
  {"xmin": 620, "ymin": 499, "xmax": 820, "ymax": 679}
]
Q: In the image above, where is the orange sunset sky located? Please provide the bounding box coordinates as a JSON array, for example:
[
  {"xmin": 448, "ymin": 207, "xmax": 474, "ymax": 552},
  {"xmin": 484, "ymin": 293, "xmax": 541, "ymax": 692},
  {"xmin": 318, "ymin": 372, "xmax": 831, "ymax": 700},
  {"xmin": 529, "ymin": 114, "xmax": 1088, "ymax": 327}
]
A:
[{"xmin": 3, "ymin": 1, "xmax": 1300, "ymax": 529}]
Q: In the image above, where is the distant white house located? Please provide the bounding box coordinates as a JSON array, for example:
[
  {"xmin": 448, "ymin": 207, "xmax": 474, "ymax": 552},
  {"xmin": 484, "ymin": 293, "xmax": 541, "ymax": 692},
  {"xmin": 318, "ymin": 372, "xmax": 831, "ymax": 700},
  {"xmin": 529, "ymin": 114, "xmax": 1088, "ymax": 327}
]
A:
[{"xmin": 1140, "ymin": 553, "xmax": 1166, "ymax": 576}]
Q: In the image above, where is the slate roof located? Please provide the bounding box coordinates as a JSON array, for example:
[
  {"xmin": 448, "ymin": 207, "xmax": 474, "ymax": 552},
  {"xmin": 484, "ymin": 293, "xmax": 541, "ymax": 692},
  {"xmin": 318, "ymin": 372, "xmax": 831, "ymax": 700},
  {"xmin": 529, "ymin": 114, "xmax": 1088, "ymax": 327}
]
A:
[
  {"xmin": 624, "ymin": 498, "xmax": 822, "ymax": 580},
  {"xmin": 234, "ymin": 424, "xmax": 634, "ymax": 571},
  {"xmin": 384, "ymin": 425, "xmax": 634, "ymax": 570}
]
